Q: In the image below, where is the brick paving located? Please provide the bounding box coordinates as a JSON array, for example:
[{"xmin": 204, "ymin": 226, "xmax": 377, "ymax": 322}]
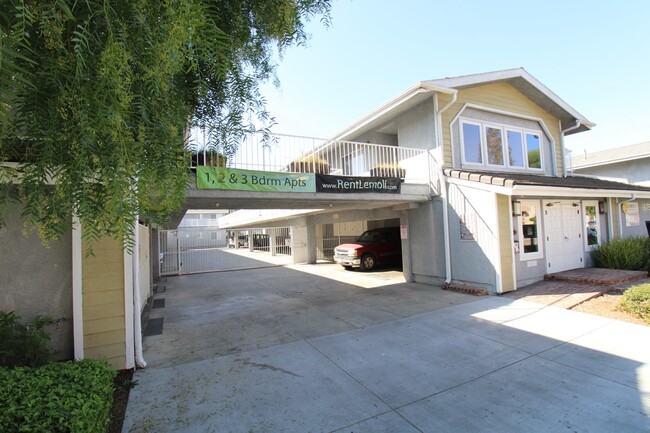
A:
[{"xmin": 502, "ymin": 268, "xmax": 649, "ymax": 309}]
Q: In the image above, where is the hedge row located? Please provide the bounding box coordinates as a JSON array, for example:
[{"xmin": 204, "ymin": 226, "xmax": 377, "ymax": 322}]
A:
[{"xmin": 0, "ymin": 359, "xmax": 116, "ymax": 433}]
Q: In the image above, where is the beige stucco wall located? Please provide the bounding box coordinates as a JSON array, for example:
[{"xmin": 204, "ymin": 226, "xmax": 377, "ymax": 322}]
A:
[
  {"xmin": 0, "ymin": 202, "xmax": 73, "ymax": 360},
  {"xmin": 82, "ymin": 236, "xmax": 127, "ymax": 370},
  {"xmin": 439, "ymin": 82, "xmax": 563, "ymax": 174}
]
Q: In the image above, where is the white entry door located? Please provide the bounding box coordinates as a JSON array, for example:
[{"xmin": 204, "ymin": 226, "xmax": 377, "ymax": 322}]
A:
[{"xmin": 543, "ymin": 200, "xmax": 584, "ymax": 273}]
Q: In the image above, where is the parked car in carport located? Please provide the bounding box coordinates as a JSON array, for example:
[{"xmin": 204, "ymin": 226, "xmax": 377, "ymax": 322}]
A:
[
  {"xmin": 333, "ymin": 227, "xmax": 402, "ymax": 271},
  {"xmin": 228, "ymin": 235, "xmax": 248, "ymax": 248}
]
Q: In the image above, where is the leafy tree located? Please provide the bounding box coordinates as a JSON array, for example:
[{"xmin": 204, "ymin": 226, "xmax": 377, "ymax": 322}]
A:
[{"xmin": 0, "ymin": 0, "xmax": 330, "ymax": 249}]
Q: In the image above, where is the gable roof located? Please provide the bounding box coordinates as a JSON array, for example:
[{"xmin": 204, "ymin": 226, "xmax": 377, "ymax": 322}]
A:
[
  {"xmin": 571, "ymin": 141, "xmax": 650, "ymax": 169},
  {"xmin": 334, "ymin": 68, "xmax": 594, "ymax": 141},
  {"xmin": 426, "ymin": 68, "xmax": 594, "ymax": 134}
]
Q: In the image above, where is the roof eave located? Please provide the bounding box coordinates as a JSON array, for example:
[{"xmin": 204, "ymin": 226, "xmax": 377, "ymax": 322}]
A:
[
  {"xmin": 332, "ymin": 82, "xmax": 456, "ymax": 141},
  {"xmin": 446, "ymin": 176, "xmax": 650, "ymax": 199},
  {"xmin": 427, "ymin": 68, "xmax": 595, "ymax": 134},
  {"xmin": 572, "ymin": 152, "xmax": 650, "ymax": 169}
]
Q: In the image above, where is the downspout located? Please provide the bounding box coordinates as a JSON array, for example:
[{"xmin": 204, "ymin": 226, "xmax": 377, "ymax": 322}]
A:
[
  {"xmin": 560, "ymin": 119, "xmax": 582, "ymax": 177},
  {"xmin": 618, "ymin": 194, "xmax": 637, "ymax": 238},
  {"xmin": 435, "ymin": 91, "xmax": 458, "ymax": 284},
  {"xmin": 132, "ymin": 220, "xmax": 147, "ymax": 368}
]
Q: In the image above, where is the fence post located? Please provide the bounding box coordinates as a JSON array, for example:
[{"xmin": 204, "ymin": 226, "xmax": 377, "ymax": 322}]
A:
[{"xmin": 176, "ymin": 231, "xmax": 181, "ymax": 275}]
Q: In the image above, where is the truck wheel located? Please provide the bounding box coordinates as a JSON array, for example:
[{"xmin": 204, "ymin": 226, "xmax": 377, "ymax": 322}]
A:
[{"xmin": 360, "ymin": 254, "xmax": 376, "ymax": 271}]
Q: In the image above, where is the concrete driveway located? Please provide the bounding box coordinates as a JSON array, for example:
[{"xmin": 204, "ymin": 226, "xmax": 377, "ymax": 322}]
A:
[
  {"xmin": 123, "ymin": 265, "xmax": 650, "ymax": 432},
  {"xmin": 140, "ymin": 264, "xmax": 474, "ymax": 368}
]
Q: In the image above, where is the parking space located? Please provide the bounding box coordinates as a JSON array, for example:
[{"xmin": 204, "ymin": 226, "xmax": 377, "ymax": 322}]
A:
[{"xmin": 142, "ymin": 264, "xmax": 474, "ymax": 368}]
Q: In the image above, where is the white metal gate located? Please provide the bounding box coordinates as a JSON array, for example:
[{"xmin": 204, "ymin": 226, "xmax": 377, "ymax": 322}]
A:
[{"xmin": 159, "ymin": 227, "xmax": 292, "ymax": 276}]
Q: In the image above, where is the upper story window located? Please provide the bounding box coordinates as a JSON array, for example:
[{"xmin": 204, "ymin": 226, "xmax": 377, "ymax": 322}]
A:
[{"xmin": 460, "ymin": 119, "xmax": 544, "ymax": 171}]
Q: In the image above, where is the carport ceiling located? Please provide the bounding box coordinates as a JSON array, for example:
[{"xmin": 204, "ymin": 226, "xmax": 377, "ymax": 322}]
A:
[
  {"xmin": 183, "ymin": 195, "xmax": 414, "ymax": 211},
  {"xmin": 163, "ymin": 196, "xmax": 417, "ymax": 229}
]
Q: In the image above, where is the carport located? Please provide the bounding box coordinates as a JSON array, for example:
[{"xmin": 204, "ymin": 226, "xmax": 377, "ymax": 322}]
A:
[{"xmin": 142, "ymin": 263, "xmax": 474, "ymax": 368}]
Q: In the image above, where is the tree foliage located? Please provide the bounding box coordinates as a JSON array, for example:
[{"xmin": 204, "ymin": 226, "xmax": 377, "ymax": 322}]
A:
[{"xmin": 0, "ymin": 0, "xmax": 330, "ymax": 249}]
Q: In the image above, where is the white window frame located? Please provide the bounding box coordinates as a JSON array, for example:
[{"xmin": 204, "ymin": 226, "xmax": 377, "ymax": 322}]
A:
[
  {"xmin": 505, "ymin": 129, "xmax": 525, "ymax": 168},
  {"xmin": 460, "ymin": 118, "xmax": 545, "ymax": 172},
  {"xmin": 484, "ymin": 123, "xmax": 506, "ymax": 167},
  {"xmin": 517, "ymin": 199, "xmax": 544, "ymax": 261},
  {"xmin": 582, "ymin": 200, "xmax": 601, "ymax": 251},
  {"xmin": 460, "ymin": 120, "xmax": 484, "ymax": 166},
  {"xmin": 524, "ymin": 131, "xmax": 544, "ymax": 171}
]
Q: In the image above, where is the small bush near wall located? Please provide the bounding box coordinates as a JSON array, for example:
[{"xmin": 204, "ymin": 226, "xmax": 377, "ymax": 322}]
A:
[
  {"xmin": 591, "ymin": 237, "xmax": 650, "ymax": 272},
  {"xmin": 0, "ymin": 359, "xmax": 116, "ymax": 433},
  {"xmin": 620, "ymin": 284, "xmax": 650, "ymax": 323},
  {"xmin": 0, "ymin": 311, "xmax": 56, "ymax": 368}
]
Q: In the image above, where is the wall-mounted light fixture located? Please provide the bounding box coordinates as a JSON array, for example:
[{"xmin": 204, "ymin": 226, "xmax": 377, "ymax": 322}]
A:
[
  {"xmin": 599, "ymin": 201, "xmax": 605, "ymax": 214},
  {"xmin": 512, "ymin": 201, "xmax": 522, "ymax": 217}
]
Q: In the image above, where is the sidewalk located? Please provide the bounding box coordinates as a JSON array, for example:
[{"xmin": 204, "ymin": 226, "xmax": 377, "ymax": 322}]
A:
[
  {"xmin": 122, "ymin": 295, "xmax": 650, "ymax": 433},
  {"xmin": 502, "ymin": 268, "xmax": 649, "ymax": 309}
]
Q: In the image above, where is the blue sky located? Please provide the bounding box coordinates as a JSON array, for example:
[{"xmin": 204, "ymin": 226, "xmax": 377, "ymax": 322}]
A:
[{"xmin": 261, "ymin": 0, "xmax": 650, "ymax": 154}]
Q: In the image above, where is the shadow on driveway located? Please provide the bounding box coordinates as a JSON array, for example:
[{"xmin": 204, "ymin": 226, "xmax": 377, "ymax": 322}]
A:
[
  {"xmin": 125, "ymin": 265, "xmax": 650, "ymax": 433},
  {"xmin": 143, "ymin": 263, "xmax": 474, "ymax": 368}
]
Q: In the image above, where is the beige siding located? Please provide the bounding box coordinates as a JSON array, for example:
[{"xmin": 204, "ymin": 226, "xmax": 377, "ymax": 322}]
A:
[
  {"xmin": 497, "ymin": 194, "xmax": 515, "ymax": 292},
  {"xmin": 82, "ymin": 236, "xmax": 126, "ymax": 370},
  {"xmin": 138, "ymin": 224, "xmax": 151, "ymax": 313},
  {"xmin": 439, "ymin": 82, "xmax": 563, "ymax": 173}
]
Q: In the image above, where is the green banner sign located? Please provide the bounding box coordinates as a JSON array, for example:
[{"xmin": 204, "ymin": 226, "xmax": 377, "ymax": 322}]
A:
[{"xmin": 197, "ymin": 166, "xmax": 316, "ymax": 192}]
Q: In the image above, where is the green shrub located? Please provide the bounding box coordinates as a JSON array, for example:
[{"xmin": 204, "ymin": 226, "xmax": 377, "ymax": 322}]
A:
[
  {"xmin": 0, "ymin": 311, "xmax": 56, "ymax": 368},
  {"xmin": 591, "ymin": 237, "xmax": 650, "ymax": 272},
  {"xmin": 0, "ymin": 359, "xmax": 116, "ymax": 433},
  {"xmin": 620, "ymin": 283, "xmax": 650, "ymax": 323}
]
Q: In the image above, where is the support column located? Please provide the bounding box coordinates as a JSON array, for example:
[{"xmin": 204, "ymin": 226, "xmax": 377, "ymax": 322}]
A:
[
  {"xmin": 401, "ymin": 211, "xmax": 414, "ymax": 283},
  {"xmin": 306, "ymin": 224, "xmax": 317, "ymax": 264},
  {"xmin": 270, "ymin": 229, "xmax": 277, "ymax": 256},
  {"xmin": 291, "ymin": 226, "xmax": 308, "ymax": 264}
]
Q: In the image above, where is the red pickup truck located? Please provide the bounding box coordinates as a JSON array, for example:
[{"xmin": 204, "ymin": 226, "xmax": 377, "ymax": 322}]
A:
[{"xmin": 333, "ymin": 227, "xmax": 402, "ymax": 271}]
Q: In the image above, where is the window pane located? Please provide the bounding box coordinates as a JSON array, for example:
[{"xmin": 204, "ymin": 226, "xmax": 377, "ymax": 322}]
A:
[
  {"xmin": 486, "ymin": 127, "xmax": 504, "ymax": 165},
  {"xmin": 521, "ymin": 204, "xmax": 539, "ymax": 253},
  {"xmin": 462, "ymin": 123, "xmax": 482, "ymax": 164},
  {"xmin": 507, "ymin": 130, "xmax": 524, "ymax": 167},
  {"xmin": 585, "ymin": 205, "xmax": 598, "ymax": 246},
  {"xmin": 343, "ymin": 151, "xmax": 365, "ymax": 175},
  {"xmin": 526, "ymin": 133, "xmax": 541, "ymax": 168}
]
